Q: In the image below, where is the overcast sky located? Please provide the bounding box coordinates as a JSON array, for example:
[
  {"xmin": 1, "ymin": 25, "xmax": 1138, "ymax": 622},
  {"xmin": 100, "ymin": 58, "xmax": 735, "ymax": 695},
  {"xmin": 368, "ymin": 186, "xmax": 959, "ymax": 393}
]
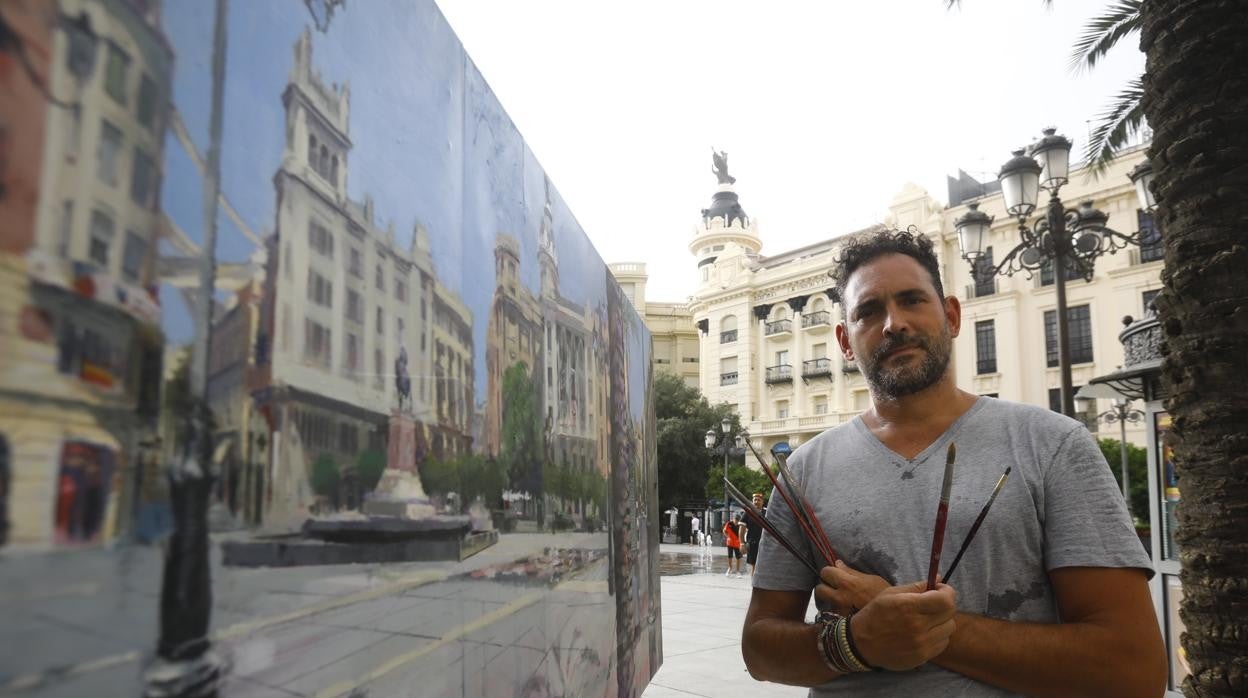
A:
[{"xmin": 435, "ymin": 0, "xmax": 1143, "ymax": 304}]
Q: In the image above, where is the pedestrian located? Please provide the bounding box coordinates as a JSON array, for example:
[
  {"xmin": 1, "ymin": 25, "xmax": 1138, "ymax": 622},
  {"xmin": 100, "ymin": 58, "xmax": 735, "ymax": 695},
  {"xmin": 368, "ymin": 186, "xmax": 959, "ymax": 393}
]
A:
[
  {"xmin": 723, "ymin": 513, "xmax": 743, "ymax": 577},
  {"xmin": 689, "ymin": 513, "xmax": 700, "ymax": 546},
  {"xmin": 745, "ymin": 492, "xmax": 766, "ymax": 576},
  {"xmin": 742, "ymin": 230, "xmax": 1165, "ymax": 695}
]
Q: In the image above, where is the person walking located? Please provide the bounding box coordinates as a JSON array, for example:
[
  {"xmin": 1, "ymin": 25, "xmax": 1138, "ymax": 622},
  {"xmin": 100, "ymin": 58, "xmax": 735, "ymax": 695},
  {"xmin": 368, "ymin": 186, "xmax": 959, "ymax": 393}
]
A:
[
  {"xmin": 689, "ymin": 513, "xmax": 700, "ymax": 546},
  {"xmin": 724, "ymin": 513, "xmax": 744, "ymax": 577},
  {"xmin": 742, "ymin": 229, "xmax": 1164, "ymax": 695},
  {"xmin": 745, "ymin": 492, "xmax": 766, "ymax": 576}
]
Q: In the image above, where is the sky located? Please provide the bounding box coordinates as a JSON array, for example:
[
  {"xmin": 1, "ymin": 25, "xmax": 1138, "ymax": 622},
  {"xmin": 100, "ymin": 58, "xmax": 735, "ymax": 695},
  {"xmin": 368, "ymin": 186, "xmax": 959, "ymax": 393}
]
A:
[{"xmin": 434, "ymin": 0, "xmax": 1145, "ymax": 304}]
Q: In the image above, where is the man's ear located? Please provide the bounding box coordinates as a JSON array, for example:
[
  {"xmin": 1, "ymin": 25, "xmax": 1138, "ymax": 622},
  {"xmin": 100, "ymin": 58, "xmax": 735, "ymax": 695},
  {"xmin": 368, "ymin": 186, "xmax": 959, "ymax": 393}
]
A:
[
  {"xmin": 944, "ymin": 294, "xmax": 962, "ymax": 338},
  {"xmin": 835, "ymin": 322, "xmax": 854, "ymax": 361}
]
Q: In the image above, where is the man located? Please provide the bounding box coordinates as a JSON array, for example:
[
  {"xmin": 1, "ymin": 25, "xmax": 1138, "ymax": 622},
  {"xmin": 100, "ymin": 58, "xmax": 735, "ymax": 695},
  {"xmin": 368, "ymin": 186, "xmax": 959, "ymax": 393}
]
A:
[
  {"xmin": 745, "ymin": 492, "xmax": 766, "ymax": 576},
  {"xmin": 742, "ymin": 230, "xmax": 1165, "ymax": 696},
  {"xmin": 690, "ymin": 513, "xmax": 700, "ymax": 546},
  {"xmin": 724, "ymin": 513, "xmax": 744, "ymax": 577}
]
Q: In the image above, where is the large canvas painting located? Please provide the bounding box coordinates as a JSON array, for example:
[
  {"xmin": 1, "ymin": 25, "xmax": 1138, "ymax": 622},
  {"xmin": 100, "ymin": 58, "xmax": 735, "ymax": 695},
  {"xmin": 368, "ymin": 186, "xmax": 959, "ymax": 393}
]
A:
[{"xmin": 0, "ymin": 1, "xmax": 660, "ymax": 695}]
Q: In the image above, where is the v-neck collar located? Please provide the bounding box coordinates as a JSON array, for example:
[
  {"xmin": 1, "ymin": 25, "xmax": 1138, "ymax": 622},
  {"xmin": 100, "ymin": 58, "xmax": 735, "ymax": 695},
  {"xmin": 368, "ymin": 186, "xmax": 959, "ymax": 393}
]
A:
[{"xmin": 851, "ymin": 395, "xmax": 987, "ymax": 465}]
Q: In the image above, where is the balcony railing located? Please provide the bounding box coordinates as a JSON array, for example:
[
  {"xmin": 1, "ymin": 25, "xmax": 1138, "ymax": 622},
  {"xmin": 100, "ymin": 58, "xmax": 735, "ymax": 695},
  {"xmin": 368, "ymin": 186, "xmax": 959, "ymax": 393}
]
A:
[
  {"xmin": 720, "ymin": 371, "xmax": 738, "ymax": 386},
  {"xmin": 976, "ymin": 359, "xmax": 997, "ymax": 374},
  {"xmin": 765, "ymin": 319, "xmax": 792, "ymax": 336},
  {"xmin": 842, "ymin": 361, "xmax": 860, "ymax": 374},
  {"xmin": 802, "ymin": 358, "xmax": 831, "ymax": 378},
  {"xmin": 720, "ymin": 329, "xmax": 737, "ymax": 344},
  {"xmin": 765, "ymin": 364, "xmax": 793, "ymax": 384},
  {"xmin": 801, "ymin": 311, "xmax": 831, "ymax": 329}
]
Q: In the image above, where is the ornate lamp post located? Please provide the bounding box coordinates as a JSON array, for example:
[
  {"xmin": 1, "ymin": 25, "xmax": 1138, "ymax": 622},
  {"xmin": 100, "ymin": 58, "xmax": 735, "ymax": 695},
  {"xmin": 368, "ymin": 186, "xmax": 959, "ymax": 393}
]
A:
[
  {"xmin": 1080, "ymin": 396, "xmax": 1145, "ymax": 517},
  {"xmin": 956, "ymin": 128, "xmax": 1151, "ymax": 417},
  {"xmin": 705, "ymin": 417, "xmax": 744, "ymax": 540}
]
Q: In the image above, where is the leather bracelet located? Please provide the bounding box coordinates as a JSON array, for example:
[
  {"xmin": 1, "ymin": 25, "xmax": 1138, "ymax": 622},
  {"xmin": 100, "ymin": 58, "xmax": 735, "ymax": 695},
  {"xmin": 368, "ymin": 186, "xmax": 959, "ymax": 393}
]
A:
[
  {"xmin": 836, "ymin": 615, "xmax": 872, "ymax": 673},
  {"xmin": 843, "ymin": 613, "xmax": 876, "ymax": 672},
  {"xmin": 814, "ymin": 612, "xmax": 850, "ymax": 674}
]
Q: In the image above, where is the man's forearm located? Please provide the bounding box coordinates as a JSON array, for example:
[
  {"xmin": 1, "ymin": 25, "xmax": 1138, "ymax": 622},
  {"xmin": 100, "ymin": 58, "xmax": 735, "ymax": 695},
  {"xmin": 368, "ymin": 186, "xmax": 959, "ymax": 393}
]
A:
[
  {"xmin": 742, "ymin": 618, "xmax": 841, "ymax": 687},
  {"xmin": 933, "ymin": 612, "xmax": 1164, "ymax": 698}
]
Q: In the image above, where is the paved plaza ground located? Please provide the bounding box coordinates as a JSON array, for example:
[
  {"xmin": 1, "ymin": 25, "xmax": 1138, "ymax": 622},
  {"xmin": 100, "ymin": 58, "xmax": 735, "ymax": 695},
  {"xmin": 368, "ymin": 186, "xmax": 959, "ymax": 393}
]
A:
[{"xmin": 644, "ymin": 543, "xmax": 810, "ymax": 698}]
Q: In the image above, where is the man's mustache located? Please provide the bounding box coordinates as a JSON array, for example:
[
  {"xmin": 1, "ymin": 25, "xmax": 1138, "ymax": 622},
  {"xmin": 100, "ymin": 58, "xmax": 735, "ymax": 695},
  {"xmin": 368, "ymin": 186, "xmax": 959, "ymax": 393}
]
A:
[{"xmin": 871, "ymin": 336, "xmax": 928, "ymax": 364}]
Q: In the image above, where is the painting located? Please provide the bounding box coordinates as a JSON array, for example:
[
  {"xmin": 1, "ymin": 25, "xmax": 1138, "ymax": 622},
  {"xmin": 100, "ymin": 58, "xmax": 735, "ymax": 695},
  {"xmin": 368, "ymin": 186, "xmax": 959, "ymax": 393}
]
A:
[{"xmin": 0, "ymin": 1, "xmax": 659, "ymax": 695}]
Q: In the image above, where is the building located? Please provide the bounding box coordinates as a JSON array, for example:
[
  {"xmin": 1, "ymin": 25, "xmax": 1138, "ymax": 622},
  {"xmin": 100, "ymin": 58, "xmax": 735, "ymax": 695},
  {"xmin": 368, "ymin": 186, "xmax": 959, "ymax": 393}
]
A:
[
  {"xmin": 689, "ymin": 145, "xmax": 1160, "ymax": 462},
  {"xmin": 609, "ymin": 263, "xmax": 699, "ymax": 388},
  {"xmin": 250, "ymin": 29, "xmax": 473, "ymax": 525},
  {"xmin": 0, "ymin": 0, "xmax": 171, "ymax": 548}
]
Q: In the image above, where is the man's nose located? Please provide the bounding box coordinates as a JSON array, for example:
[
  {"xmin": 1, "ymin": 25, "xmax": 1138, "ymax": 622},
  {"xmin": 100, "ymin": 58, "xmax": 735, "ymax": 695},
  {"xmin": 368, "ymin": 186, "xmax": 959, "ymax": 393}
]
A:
[{"xmin": 882, "ymin": 303, "xmax": 910, "ymax": 337}]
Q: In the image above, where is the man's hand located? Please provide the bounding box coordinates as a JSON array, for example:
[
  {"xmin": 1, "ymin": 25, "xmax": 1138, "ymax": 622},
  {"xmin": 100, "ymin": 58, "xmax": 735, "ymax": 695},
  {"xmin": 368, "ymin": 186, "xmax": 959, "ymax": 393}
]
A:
[
  {"xmin": 850, "ymin": 580, "xmax": 958, "ymax": 671},
  {"xmin": 815, "ymin": 560, "xmax": 889, "ymax": 614}
]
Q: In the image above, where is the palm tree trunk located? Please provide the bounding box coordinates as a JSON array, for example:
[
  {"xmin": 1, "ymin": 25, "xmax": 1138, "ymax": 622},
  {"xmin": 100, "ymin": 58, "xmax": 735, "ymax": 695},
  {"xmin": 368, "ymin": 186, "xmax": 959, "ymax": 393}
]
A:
[{"xmin": 1139, "ymin": 2, "xmax": 1248, "ymax": 695}]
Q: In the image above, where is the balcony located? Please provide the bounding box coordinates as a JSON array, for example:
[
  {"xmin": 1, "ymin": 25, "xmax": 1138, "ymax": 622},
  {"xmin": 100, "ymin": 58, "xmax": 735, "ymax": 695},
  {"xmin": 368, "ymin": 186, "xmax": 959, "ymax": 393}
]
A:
[
  {"xmin": 802, "ymin": 358, "xmax": 831, "ymax": 379},
  {"xmin": 720, "ymin": 371, "xmax": 738, "ymax": 386},
  {"xmin": 842, "ymin": 361, "xmax": 860, "ymax": 374},
  {"xmin": 765, "ymin": 364, "xmax": 793, "ymax": 384},
  {"xmin": 976, "ymin": 359, "xmax": 997, "ymax": 374},
  {"xmin": 765, "ymin": 319, "xmax": 792, "ymax": 339},
  {"xmin": 719, "ymin": 329, "xmax": 737, "ymax": 344},
  {"xmin": 801, "ymin": 311, "xmax": 831, "ymax": 332}
]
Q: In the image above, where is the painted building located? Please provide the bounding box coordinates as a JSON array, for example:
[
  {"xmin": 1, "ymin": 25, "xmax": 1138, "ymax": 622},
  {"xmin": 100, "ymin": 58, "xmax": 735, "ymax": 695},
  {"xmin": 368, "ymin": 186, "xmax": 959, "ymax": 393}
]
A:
[
  {"xmin": 609, "ymin": 262, "xmax": 700, "ymax": 388},
  {"xmin": 690, "ymin": 144, "xmax": 1160, "ymax": 462},
  {"xmin": 251, "ymin": 29, "xmax": 473, "ymax": 525},
  {"xmin": 0, "ymin": 0, "xmax": 171, "ymax": 548}
]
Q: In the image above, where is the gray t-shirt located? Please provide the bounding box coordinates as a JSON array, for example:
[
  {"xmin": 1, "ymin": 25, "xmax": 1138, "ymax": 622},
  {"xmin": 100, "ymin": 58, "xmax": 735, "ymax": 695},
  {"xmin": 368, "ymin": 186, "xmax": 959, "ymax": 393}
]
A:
[{"xmin": 752, "ymin": 397, "xmax": 1151, "ymax": 697}]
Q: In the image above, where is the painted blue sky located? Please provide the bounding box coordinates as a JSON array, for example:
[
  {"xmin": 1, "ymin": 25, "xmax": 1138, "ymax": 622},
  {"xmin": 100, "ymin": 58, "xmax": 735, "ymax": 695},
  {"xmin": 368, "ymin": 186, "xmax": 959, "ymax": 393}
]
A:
[{"xmin": 157, "ymin": 0, "xmax": 625, "ymax": 404}]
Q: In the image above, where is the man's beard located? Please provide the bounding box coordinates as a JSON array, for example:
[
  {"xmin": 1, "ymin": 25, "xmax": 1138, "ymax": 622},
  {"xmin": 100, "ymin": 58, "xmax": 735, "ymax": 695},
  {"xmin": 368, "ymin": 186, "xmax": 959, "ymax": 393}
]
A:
[{"xmin": 860, "ymin": 323, "xmax": 952, "ymax": 401}]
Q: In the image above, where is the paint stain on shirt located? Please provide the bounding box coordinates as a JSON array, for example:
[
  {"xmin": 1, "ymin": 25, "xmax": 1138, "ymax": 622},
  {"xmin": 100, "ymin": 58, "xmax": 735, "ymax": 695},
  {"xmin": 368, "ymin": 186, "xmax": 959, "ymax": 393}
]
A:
[{"xmin": 986, "ymin": 580, "xmax": 1047, "ymax": 618}]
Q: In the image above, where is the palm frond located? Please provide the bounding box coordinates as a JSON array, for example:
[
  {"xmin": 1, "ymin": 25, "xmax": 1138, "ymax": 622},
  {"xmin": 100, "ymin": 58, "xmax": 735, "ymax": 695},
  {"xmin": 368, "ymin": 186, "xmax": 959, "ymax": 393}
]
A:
[
  {"xmin": 1068, "ymin": 1, "xmax": 1142, "ymax": 75},
  {"xmin": 1083, "ymin": 77, "xmax": 1144, "ymax": 178}
]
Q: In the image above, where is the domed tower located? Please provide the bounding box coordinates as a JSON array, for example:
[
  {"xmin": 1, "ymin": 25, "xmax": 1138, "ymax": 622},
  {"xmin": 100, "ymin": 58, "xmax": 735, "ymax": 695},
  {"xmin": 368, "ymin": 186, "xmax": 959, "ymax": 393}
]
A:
[
  {"xmin": 538, "ymin": 175, "xmax": 559, "ymax": 299},
  {"xmin": 690, "ymin": 150, "xmax": 761, "ymax": 284}
]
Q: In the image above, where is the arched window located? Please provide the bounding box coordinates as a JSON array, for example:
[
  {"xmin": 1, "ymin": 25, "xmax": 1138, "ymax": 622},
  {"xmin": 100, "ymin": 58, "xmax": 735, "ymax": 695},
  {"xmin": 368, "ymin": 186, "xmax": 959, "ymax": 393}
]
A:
[
  {"xmin": 772, "ymin": 305, "xmax": 790, "ymax": 321},
  {"xmin": 810, "ymin": 297, "xmax": 826, "ymax": 313},
  {"xmin": 720, "ymin": 315, "xmax": 737, "ymax": 332}
]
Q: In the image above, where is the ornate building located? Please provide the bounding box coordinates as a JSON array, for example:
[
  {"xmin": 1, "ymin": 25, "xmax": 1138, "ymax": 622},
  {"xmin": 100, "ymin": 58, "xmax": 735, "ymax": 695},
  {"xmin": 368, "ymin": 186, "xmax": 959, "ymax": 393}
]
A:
[
  {"xmin": 609, "ymin": 262, "xmax": 699, "ymax": 388},
  {"xmin": 689, "ymin": 146, "xmax": 1161, "ymax": 462}
]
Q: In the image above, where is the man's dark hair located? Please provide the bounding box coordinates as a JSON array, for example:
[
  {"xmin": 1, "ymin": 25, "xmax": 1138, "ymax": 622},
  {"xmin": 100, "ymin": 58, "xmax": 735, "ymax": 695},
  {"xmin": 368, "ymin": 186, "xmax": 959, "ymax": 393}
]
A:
[{"xmin": 831, "ymin": 228, "xmax": 945, "ymax": 310}]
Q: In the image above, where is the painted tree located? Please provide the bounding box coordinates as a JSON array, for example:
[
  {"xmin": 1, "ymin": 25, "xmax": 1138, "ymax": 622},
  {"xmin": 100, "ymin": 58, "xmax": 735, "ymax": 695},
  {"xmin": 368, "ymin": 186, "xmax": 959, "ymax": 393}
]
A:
[{"xmin": 499, "ymin": 361, "xmax": 545, "ymax": 498}]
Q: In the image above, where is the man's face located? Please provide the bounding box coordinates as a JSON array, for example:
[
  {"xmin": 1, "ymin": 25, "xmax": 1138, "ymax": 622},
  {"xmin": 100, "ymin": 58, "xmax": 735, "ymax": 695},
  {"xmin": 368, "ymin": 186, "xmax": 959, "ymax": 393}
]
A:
[
  {"xmin": 835, "ymin": 253, "xmax": 960, "ymax": 401},
  {"xmin": 752, "ymin": 495, "xmax": 764, "ymax": 509}
]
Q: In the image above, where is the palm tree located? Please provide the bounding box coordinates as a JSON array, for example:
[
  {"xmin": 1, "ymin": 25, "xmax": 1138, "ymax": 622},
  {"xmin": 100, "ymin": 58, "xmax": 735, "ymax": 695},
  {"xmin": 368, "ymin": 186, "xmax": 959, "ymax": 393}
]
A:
[
  {"xmin": 1068, "ymin": 1, "xmax": 1144, "ymax": 174},
  {"xmin": 949, "ymin": 2, "xmax": 1248, "ymax": 696}
]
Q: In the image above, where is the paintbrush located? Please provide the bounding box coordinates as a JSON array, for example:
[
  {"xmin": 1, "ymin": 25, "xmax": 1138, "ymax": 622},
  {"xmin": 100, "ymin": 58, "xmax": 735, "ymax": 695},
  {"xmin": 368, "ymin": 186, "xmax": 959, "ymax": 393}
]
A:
[
  {"xmin": 742, "ymin": 437, "xmax": 836, "ymax": 567},
  {"xmin": 724, "ymin": 479, "xmax": 821, "ymax": 577},
  {"xmin": 942, "ymin": 466, "xmax": 1011, "ymax": 584},
  {"xmin": 772, "ymin": 449, "xmax": 839, "ymax": 564},
  {"xmin": 925, "ymin": 442, "xmax": 957, "ymax": 591}
]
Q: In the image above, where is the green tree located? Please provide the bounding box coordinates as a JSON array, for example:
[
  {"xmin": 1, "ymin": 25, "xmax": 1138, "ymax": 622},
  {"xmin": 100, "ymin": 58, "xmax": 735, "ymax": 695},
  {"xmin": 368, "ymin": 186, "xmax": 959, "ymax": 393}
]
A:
[
  {"xmin": 707, "ymin": 462, "xmax": 772, "ymax": 507},
  {"xmin": 309, "ymin": 453, "xmax": 339, "ymax": 508},
  {"xmin": 654, "ymin": 372, "xmax": 745, "ymax": 513},
  {"xmin": 459, "ymin": 454, "xmax": 505, "ymax": 512},
  {"xmin": 355, "ymin": 449, "xmax": 387, "ymax": 493},
  {"xmin": 1096, "ymin": 438, "xmax": 1149, "ymax": 527},
  {"xmin": 417, "ymin": 456, "xmax": 457, "ymax": 501},
  {"xmin": 499, "ymin": 361, "xmax": 544, "ymax": 495}
]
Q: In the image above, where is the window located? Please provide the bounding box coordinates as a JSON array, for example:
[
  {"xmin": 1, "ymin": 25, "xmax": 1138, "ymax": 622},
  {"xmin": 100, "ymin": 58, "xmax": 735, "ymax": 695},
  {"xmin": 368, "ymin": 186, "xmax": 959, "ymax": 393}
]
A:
[
  {"xmin": 121, "ymin": 231, "xmax": 147, "ymax": 283},
  {"xmin": 338, "ymin": 422, "xmax": 358, "ymax": 454},
  {"xmin": 975, "ymin": 320, "xmax": 997, "ymax": 374},
  {"xmin": 812, "ymin": 342, "xmax": 827, "ymax": 359},
  {"xmin": 1142, "ymin": 289, "xmax": 1161, "ymax": 316},
  {"xmin": 304, "ymin": 319, "xmax": 332, "ymax": 368},
  {"xmin": 308, "ymin": 135, "xmax": 318, "ymax": 167},
  {"xmin": 137, "ymin": 74, "xmax": 158, "ymax": 130},
  {"xmin": 1138, "ymin": 210, "xmax": 1164, "ymax": 263},
  {"xmin": 105, "ymin": 43, "xmax": 129, "ymax": 105},
  {"xmin": 720, "ymin": 314, "xmax": 737, "ymax": 344},
  {"xmin": 776, "ymin": 349, "xmax": 789, "ymax": 366},
  {"xmin": 776, "ymin": 400, "xmax": 790, "ymax": 419},
  {"xmin": 396, "ymin": 279, "xmax": 408, "ymax": 303},
  {"xmin": 375, "ymin": 263, "xmax": 385, "ymax": 291},
  {"xmin": 58, "ymin": 201, "xmax": 73, "ymax": 258},
  {"xmin": 345, "ymin": 332, "xmax": 361, "ymax": 375},
  {"xmin": 701, "ymin": 266, "xmax": 709, "ymax": 282},
  {"xmin": 1039, "ymin": 258, "xmax": 1083, "ymax": 286},
  {"xmin": 1044, "ymin": 305, "xmax": 1093, "ymax": 367},
  {"xmin": 308, "ymin": 220, "xmax": 333, "ymax": 258},
  {"xmin": 813, "ymin": 395, "xmax": 829, "ymax": 415},
  {"xmin": 348, "ymin": 247, "xmax": 363, "ymax": 278},
  {"xmin": 346, "ymin": 289, "xmax": 363, "ymax": 323},
  {"xmin": 307, "ymin": 271, "xmax": 333, "ymax": 307},
  {"xmin": 88, "ymin": 210, "xmax": 115, "ymax": 267},
  {"xmin": 96, "ymin": 120, "xmax": 123, "ymax": 186},
  {"xmin": 973, "ymin": 246, "xmax": 996, "ymax": 297},
  {"xmin": 374, "ymin": 349, "xmax": 385, "ymax": 390},
  {"xmin": 1048, "ymin": 387, "xmax": 1098, "ymax": 429},
  {"xmin": 396, "ymin": 317, "xmax": 405, "ymax": 342},
  {"xmin": 376, "ymin": 306, "xmax": 384, "ymax": 334},
  {"xmin": 130, "ymin": 149, "xmax": 157, "ymax": 208}
]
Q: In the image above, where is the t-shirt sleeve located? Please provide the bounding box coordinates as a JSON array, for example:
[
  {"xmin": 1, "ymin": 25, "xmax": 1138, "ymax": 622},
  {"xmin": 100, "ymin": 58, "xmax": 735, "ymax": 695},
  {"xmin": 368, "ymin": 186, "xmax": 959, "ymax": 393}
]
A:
[
  {"xmin": 1042, "ymin": 424, "xmax": 1153, "ymax": 578},
  {"xmin": 752, "ymin": 453, "xmax": 821, "ymax": 592}
]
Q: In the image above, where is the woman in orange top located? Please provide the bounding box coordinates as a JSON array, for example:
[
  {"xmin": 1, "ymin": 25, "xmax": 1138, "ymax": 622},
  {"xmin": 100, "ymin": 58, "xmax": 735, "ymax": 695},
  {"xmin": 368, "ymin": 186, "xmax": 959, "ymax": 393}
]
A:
[{"xmin": 723, "ymin": 514, "xmax": 744, "ymax": 577}]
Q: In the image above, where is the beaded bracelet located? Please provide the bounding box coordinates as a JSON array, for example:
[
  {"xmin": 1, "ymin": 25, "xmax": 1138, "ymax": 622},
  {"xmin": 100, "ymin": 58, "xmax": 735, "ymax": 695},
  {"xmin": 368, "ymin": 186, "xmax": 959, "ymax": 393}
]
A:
[
  {"xmin": 836, "ymin": 614, "xmax": 872, "ymax": 673},
  {"xmin": 813, "ymin": 612, "xmax": 872, "ymax": 674}
]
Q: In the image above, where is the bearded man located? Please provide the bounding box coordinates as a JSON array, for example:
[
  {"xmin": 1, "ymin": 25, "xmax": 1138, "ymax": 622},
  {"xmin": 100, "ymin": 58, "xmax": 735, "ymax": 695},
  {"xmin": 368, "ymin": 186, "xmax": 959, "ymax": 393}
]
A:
[{"xmin": 741, "ymin": 230, "xmax": 1165, "ymax": 696}]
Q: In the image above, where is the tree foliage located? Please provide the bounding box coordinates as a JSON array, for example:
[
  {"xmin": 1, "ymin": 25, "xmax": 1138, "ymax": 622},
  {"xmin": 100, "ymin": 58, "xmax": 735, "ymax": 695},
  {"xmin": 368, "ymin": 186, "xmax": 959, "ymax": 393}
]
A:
[
  {"xmin": 499, "ymin": 361, "xmax": 544, "ymax": 494},
  {"xmin": 310, "ymin": 453, "xmax": 339, "ymax": 507},
  {"xmin": 654, "ymin": 372, "xmax": 745, "ymax": 512},
  {"xmin": 1095, "ymin": 437, "xmax": 1149, "ymax": 526},
  {"xmin": 707, "ymin": 462, "xmax": 773, "ymax": 507},
  {"xmin": 355, "ymin": 449, "xmax": 387, "ymax": 492}
]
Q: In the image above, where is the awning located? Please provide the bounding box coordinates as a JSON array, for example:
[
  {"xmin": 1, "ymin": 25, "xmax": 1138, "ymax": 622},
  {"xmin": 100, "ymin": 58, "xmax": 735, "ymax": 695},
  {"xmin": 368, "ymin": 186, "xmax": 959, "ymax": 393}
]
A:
[{"xmin": 1085, "ymin": 358, "xmax": 1163, "ymax": 402}]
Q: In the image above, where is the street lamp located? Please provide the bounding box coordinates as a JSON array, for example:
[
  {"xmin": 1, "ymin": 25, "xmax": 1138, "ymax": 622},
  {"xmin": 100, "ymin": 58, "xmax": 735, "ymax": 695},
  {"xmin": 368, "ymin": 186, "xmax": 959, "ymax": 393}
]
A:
[
  {"xmin": 1079, "ymin": 396, "xmax": 1145, "ymax": 517},
  {"xmin": 706, "ymin": 417, "xmax": 741, "ymax": 540},
  {"xmin": 956, "ymin": 127, "xmax": 1152, "ymax": 417}
]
